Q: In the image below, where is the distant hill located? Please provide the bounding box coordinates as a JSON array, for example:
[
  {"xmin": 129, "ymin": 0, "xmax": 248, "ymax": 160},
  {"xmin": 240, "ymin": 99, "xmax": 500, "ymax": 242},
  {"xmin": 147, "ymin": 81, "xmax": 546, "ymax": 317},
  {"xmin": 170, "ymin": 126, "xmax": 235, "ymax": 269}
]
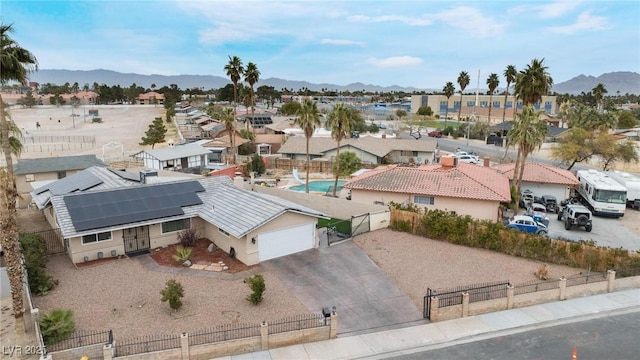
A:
[
  {"xmin": 551, "ymin": 71, "xmax": 640, "ymax": 95},
  {"xmin": 28, "ymin": 69, "xmax": 639, "ymax": 95},
  {"xmin": 28, "ymin": 69, "xmax": 421, "ymax": 93}
]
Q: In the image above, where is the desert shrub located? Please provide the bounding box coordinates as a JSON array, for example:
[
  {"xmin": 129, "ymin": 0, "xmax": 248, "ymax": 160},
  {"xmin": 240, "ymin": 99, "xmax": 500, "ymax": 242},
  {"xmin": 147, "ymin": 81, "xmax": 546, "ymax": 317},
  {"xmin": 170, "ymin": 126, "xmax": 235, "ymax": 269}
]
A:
[
  {"xmin": 177, "ymin": 227, "xmax": 198, "ymax": 247},
  {"xmin": 40, "ymin": 309, "xmax": 75, "ymax": 344},
  {"xmin": 160, "ymin": 279, "xmax": 184, "ymax": 310},
  {"xmin": 173, "ymin": 246, "xmax": 192, "ymax": 264},
  {"xmin": 388, "ymin": 201, "xmax": 421, "ymax": 213},
  {"xmin": 244, "ymin": 274, "xmax": 265, "ymax": 305},
  {"xmin": 19, "ymin": 233, "xmax": 57, "ymax": 296},
  {"xmin": 390, "ymin": 219, "xmax": 411, "ymax": 232},
  {"xmin": 535, "ymin": 264, "xmax": 550, "ymax": 280},
  {"xmin": 247, "ymin": 154, "xmax": 266, "ymax": 176}
]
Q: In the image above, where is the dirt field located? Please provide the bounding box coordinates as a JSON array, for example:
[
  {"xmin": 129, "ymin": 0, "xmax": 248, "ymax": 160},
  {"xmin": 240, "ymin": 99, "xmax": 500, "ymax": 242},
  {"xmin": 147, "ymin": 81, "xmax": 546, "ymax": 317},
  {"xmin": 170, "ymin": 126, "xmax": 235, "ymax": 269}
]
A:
[{"xmin": 4, "ymin": 105, "xmax": 168, "ymax": 165}]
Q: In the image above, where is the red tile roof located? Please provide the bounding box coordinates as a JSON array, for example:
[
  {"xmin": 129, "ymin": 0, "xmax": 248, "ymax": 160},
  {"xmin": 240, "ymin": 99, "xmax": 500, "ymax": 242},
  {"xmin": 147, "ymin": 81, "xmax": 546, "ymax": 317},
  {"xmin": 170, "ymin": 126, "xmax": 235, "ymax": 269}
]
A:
[
  {"xmin": 344, "ymin": 163, "xmax": 511, "ymax": 202},
  {"xmin": 492, "ymin": 162, "xmax": 579, "ymax": 185}
]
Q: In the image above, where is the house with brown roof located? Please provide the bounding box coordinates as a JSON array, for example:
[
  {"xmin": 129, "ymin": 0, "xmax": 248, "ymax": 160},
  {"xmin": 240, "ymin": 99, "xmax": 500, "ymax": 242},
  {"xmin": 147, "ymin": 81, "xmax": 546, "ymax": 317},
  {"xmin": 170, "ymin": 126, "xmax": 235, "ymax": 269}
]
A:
[
  {"xmin": 278, "ymin": 136, "xmax": 437, "ymax": 165},
  {"xmin": 492, "ymin": 162, "xmax": 579, "ymax": 201},
  {"xmin": 137, "ymin": 91, "xmax": 165, "ymax": 105},
  {"xmin": 344, "ymin": 157, "xmax": 511, "ymax": 221}
]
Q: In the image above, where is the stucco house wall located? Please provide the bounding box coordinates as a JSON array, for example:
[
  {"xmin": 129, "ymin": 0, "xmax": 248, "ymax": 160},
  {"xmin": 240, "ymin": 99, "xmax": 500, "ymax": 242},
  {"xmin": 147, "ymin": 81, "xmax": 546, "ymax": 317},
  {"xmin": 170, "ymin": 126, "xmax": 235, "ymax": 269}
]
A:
[
  {"xmin": 322, "ymin": 146, "xmax": 379, "ymax": 164},
  {"xmin": 520, "ymin": 182, "xmax": 571, "ymax": 201},
  {"xmin": 384, "ymin": 150, "xmax": 435, "ymax": 164},
  {"xmin": 16, "ymin": 170, "xmax": 84, "ymax": 207},
  {"xmin": 202, "ymin": 221, "xmax": 249, "ymax": 265}
]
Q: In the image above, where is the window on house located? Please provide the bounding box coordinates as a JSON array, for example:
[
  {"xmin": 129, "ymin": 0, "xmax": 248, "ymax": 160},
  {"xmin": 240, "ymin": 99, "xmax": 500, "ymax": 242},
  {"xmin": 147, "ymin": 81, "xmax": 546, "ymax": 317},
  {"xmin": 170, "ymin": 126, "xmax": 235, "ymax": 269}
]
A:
[
  {"xmin": 480, "ymin": 101, "xmax": 488, "ymax": 107},
  {"xmin": 400, "ymin": 150, "xmax": 417, "ymax": 157},
  {"xmin": 413, "ymin": 195, "xmax": 435, "ymax": 205},
  {"xmin": 467, "ymin": 101, "xmax": 475, "ymax": 107},
  {"xmin": 161, "ymin": 218, "xmax": 191, "ymax": 234},
  {"xmin": 57, "ymin": 171, "xmax": 67, "ymax": 179},
  {"xmin": 25, "ymin": 174, "xmax": 35, "ymax": 182},
  {"xmin": 219, "ymin": 228, "xmax": 230, "ymax": 237},
  {"xmin": 82, "ymin": 231, "xmax": 112, "ymax": 245}
]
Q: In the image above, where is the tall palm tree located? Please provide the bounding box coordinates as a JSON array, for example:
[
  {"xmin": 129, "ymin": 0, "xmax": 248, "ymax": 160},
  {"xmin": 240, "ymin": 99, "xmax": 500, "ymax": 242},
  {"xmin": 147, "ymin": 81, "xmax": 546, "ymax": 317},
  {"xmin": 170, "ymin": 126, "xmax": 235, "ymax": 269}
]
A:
[
  {"xmin": 592, "ymin": 83, "xmax": 607, "ymax": 112},
  {"xmin": 294, "ymin": 99, "xmax": 321, "ymax": 193},
  {"xmin": 0, "ymin": 23, "xmax": 38, "ymax": 333},
  {"xmin": 224, "ymin": 55, "xmax": 244, "ymax": 127},
  {"xmin": 486, "ymin": 73, "xmax": 499, "ymax": 124},
  {"xmin": 244, "ymin": 62, "xmax": 260, "ymax": 134},
  {"xmin": 501, "ymin": 65, "xmax": 518, "ymax": 122},
  {"xmin": 514, "ymin": 58, "xmax": 553, "ymax": 107},
  {"xmin": 326, "ymin": 103, "xmax": 352, "ymax": 197},
  {"xmin": 509, "ymin": 105, "xmax": 549, "ymax": 208},
  {"xmin": 220, "ymin": 107, "xmax": 237, "ymax": 164},
  {"xmin": 456, "ymin": 71, "xmax": 470, "ymax": 121},
  {"xmin": 443, "ymin": 82, "xmax": 455, "ymax": 130},
  {"xmin": 558, "ymin": 100, "xmax": 570, "ymax": 128}
]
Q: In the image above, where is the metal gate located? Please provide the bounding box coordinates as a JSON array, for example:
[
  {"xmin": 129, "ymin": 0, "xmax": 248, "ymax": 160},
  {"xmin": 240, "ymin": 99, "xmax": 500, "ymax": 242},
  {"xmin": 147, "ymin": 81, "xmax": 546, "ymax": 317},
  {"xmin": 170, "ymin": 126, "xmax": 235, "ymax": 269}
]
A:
[
  {"xmin": 25, "ymin": 229, "xmax": 66, "ymax": 255},
  {"xmin": 424, "ymin": 288, "xmax": 435, "ymax": 319},
  {"xmin": 351, "ymin": 213, "xmax": 370, "ymax": 237},
  {"xmin": 123, "ymin": 226, "xmax": 150, "ymax": 254}
]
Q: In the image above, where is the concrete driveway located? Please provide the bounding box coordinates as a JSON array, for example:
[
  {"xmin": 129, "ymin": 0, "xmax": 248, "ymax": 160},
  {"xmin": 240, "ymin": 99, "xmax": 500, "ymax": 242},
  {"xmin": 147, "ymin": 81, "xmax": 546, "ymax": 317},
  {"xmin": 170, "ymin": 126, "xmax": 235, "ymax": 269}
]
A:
[{"xmin": 262, "ymin": 241, "xmax": 425, "ymax": 335}]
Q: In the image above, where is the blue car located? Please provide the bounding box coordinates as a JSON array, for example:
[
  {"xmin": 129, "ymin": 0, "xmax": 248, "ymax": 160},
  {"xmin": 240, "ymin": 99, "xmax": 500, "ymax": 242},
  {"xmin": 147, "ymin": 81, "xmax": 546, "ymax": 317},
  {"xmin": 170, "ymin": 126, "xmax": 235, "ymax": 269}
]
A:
[{"xmin": 506, "ymin": 215, "xmax": 548, "ymax": 235}]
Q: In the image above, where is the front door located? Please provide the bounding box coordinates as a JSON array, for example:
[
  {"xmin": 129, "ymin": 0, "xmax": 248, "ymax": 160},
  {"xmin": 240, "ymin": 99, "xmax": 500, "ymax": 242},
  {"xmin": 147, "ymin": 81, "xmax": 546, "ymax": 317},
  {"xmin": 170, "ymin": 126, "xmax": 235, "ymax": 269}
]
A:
[{"xmin": 123, "ymin": 226, "xmax": 150, "ymax": 254}]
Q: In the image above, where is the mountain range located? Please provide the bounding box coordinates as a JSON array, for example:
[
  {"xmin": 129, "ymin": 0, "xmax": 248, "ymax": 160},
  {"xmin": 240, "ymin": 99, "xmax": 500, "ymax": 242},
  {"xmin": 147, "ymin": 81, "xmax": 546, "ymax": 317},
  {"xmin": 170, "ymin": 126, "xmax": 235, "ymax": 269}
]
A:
[{"xmin": 27, "ymin": 69, "xmax": 640, "ymax": 95}]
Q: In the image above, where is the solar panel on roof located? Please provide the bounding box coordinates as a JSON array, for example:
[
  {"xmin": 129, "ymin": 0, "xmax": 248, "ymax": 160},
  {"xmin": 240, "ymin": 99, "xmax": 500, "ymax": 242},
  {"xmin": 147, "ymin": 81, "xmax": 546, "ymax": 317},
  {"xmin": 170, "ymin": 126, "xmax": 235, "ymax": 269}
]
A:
[
  {"xmin": 35, "ymin": 171, "xmax": 103, "ymax": 195},
  {"xmin": 65, "ymin": 180, "xmax": 205, "ymax": 232}
]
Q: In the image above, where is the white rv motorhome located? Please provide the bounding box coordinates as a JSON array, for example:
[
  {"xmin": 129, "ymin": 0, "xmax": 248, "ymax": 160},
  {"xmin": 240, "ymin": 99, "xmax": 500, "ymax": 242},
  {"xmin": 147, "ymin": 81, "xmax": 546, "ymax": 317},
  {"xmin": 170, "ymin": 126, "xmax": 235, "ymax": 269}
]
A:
[
  {"xmin": 605, "ymin": 170, "xmax": 640, "ymax": 209},
  {"xmin": 575, "ymin": 169, "xmax": 627, "ymax": 217}
]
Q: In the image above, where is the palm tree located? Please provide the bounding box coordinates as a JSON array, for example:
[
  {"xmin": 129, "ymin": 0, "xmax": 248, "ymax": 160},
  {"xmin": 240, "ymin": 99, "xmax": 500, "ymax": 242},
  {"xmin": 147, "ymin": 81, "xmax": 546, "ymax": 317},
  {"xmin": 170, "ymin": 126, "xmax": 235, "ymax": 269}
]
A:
[
  {"xmin": 558, "ymin": 100, "xmax": 570, "ymax": 128},
  {"xmin": 220, "ymin": 107, "xmax": 237, "ymax": 164},
  {"xmin": 509, "ymin": 106, "xmax": 548, "ymax": 208},
  {"xmin": 592, "ymin": 83, "xmax": 607, "ymax": 112},
  {"xmin": 224, "ymin": 55, "xmax": 244, "ymax": 126},
  {"xmin": 244, "ymin": 62, "xmax": 260, "ymax": 134},
  {"xmin": 442, "ymin": 82, "xmax": 455, "ymax": 130},
  {"xmin": 294, "ymin": 99, "xmax": 321, "ymax": 193},
  {"xmin": 0, "ymin": 23, "xmax": 38, "ymax": 333},
  {"xmin": 514, "ymin": 58, "xmax": 553, "ymax": 107},
  {"xmin": 326, "ymin": 103, "xmax": 352, "ymax": 197},
  {"xmin": 457, "ymin": 71, "xmax": 470, "ymax": 121},
  {"xmin": 501, "ymin": 65, "xmax": 517, "ymax": 122},
  {"xmin": 486, "ymin": 73, "xmax": 499, "ymax": 124}
]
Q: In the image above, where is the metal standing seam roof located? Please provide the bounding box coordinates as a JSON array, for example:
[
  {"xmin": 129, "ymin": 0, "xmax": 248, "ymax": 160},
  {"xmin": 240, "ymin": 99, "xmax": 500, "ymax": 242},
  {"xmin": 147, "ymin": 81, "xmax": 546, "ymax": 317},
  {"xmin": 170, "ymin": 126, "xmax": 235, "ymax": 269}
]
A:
[
  {"xmin": 14, "ymin": 154, "xmax": 105, "ymax": 175},
  {"xmin": 52, "ymin": 176, "xmax": 327, "ymax": 239},
  {"xmin": 132, "ymin": 143, "xmax": 212, "ymax": 161},
  {"xmin": 344, "ymin": 163, "xmax": 511, "ymax": 202}
]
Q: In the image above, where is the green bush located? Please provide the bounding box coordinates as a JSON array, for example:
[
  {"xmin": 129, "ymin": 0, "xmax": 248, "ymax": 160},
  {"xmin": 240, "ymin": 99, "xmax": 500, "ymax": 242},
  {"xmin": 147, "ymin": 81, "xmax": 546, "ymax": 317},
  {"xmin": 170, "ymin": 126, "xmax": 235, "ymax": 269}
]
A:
[
  {"xmin": 40, "ymin": 309, "xmax": 75, "ymax": 344},
  {"xmin": 160, "ymin": 279, "xmax": 184, "ymax": 310},
  {"xmin": 247, "ymin": 154, "xmax": 266, "ymax": 175},
  {"xmin": 177, "ymin": 227, "xmax": 198, "ymax": 247},
  {"xmin": 19, "ymin": 233, "xmax": 56, "ymax": 296},
  {"xmin": 173, "ymin": 246, "xmax": 192, "ymax": 264},
  {"xmin": 244, "ymin": 274, "xmax": 265, "ymax": 305}
]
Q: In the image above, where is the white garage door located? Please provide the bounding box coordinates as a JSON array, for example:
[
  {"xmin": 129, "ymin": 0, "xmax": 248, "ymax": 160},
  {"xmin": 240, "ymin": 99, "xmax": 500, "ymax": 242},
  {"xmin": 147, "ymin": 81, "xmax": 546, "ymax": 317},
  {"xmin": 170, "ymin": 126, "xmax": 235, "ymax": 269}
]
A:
[{"xmin": 258, "ymin": 223, "xmax": 315, "ymax": 262}]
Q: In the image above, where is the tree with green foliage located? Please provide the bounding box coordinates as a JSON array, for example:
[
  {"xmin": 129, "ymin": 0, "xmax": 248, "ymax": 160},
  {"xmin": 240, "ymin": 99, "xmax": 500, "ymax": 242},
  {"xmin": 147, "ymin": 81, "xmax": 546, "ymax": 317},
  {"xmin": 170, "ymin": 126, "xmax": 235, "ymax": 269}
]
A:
[
  {"xmin": 19, "ymin": 233, "xmax": 56, "ymax": 295},
  {"xmin": 16, "ymin": 88, "xmax": 37, "ymax": 107},
  {"xmin": 617, "ymin": 110, "xmax": 638, "ymax": 129},
  {"xmin": 244, "ymin": 62, "xmax": 260, "ymax": 135},
  {"xmin": 592, "ymin": 83, "xmax": 607, "ymax": 112},
  {"xmin": 550, "ymin": 127, "xmax": 596, "ymax": 170},
  {"xmin": 1, "ymin": 23, "xmax": 38, "ymax": 333},
  {"xmin": 502, "ymin": 65, "xmax": 517, "ymax": 122},
  {"xmin": 326, "ymin": 103, "xmax": 354, "ymax": 197},
  {"xmin": 567, "ymin": 104, "xmax": 617, "ymax": 133},
  {"xmin": 247, "ymin": 154, "xmax": 266, "ymax": 176},
  {"xmin": 294, "ymin": 99, "xmax": 321, "ymax": 193},
  {"xmin": 281, "ymin": 101, "xmax": 302, "ymax": 115},
  {"xmin": 224, "ymin": 55, "xmax": 244, "ymax": 117},
  {"xmin": 220, "ymin": 107, "xmax": 237, "ymax": 163},
  {"xmin": 457, "ymin": 71, "xmax": 470, "ymax": 121},
  {"xmin": 395, "ymin": 109, "xmax": 407, "ymax": 122},
  {"xmin": 40, "ymin": 309, "xmax": 75, "ymax": 344},
  {"xmin": 334, "ymin": 151, "xmax": 361, "ymax": 178},
  {"xmin": 597, "ymin": 135, "xmax": 639, "ymax": 170},
  {"xmin": 139, "ymin": 117, "xmax": 167, "ymax": 149},
  {"xmin": 244, "ymin": 274, "xmax": 265, "ymax": 305},
  {"xmin": 160, "ymin": 279, "xmax": 184, "ymax": 311},
  {"xmin": 416, "ymin": 106, "xmax": 433, "ymax": 120},
  {"xmin": 442, "ymin": 81, "xmax": 455, "ymax": 129},
  {"xmin": 486, "ymin": 73, "xmax": 500, "ymax": 124}
]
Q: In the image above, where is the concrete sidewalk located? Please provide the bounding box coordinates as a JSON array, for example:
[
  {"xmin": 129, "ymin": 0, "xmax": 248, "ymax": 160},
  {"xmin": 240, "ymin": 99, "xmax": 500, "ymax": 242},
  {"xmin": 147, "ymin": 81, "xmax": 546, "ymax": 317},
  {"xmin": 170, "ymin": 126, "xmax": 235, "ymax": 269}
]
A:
[{"xmin": 213, "ymin": 288, "xmax": 640, "ymax": 360}]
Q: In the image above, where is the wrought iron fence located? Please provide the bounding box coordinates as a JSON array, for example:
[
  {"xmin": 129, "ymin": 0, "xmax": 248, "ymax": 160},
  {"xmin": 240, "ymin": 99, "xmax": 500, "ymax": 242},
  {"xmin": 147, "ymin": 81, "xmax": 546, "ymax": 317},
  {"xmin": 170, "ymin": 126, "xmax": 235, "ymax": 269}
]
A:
[
  {"xmin": 565, "ymin": 272, "xmax": 607, "ymax": 287},
  {"xmin": 188, "ymin": 323, "xmax": 261, "ymax": 346},
  {"xmin": 435, "ymin": 281, "xmax": 511, "ymax": 308},
  {"xmin": 269, "ymin": 313, "xmax": 330, "ymax": 334},
  {"xmin": 46, "ymin": 329, "xmax": 112, "ymax": 353},
  {"xmin": 514, "ymin": 279, "xmax": 560, "ymax": 295},
  {"xmin": 115, "ymin": 333, "xmax": 181, "ymax": 357}
]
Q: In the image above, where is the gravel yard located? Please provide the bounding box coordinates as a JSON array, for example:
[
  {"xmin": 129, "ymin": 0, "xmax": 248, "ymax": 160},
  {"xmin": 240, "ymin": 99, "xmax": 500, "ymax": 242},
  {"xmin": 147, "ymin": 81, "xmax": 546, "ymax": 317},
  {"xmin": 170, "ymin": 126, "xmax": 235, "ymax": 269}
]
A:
[
  {"xmin": 34, "ymin": 255, "xmax": 309, "ymax": 340},
  {"xmin": 353, "ymin": 229, "xmax": 583, "ymax": 311}
]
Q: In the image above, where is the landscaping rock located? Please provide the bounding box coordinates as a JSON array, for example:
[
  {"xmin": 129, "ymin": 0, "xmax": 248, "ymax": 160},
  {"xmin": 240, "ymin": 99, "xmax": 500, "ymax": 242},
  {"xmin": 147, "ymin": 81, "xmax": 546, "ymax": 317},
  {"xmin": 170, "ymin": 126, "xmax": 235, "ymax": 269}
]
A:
[
  {"xmin": 183, "ymin": 260, "xmax": 192, "ymax": 267},
  {"xmin": 207, "ymin": 243, "xmax": 216, "ymax": 253}
]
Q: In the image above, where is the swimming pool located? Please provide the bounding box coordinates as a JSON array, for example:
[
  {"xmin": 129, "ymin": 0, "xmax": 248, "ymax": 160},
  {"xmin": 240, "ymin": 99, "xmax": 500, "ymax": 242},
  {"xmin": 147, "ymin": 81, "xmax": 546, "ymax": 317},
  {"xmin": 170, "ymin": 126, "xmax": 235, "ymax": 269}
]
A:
[{"xmin": 289, "ymin": 180, "xmax": 347, "ymax": 192}]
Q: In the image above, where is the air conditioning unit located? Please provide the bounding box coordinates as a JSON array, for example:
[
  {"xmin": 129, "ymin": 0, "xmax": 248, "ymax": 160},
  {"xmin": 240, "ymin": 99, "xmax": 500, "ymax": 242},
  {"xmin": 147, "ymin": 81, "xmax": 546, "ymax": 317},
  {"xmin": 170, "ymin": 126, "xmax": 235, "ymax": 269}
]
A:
[
  {"xmin": 97, "ymin": 252, "xmax": 104, "ymax": 259},
  {"xmin": 83, "ymin": 256, "xmax": 89, "ymax": 262},
  {"xmin": 111, "ymin": 250, "xmax": 117, "ymax": 257}
]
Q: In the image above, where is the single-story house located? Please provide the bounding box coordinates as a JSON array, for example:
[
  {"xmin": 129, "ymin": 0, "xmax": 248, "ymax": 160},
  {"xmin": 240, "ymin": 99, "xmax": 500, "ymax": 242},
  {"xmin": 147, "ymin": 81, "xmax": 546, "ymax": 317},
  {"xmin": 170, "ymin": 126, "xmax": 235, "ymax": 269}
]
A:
[
  {"xmin": 278, "ymin": 136, "xmax": 438, "ymax": 165},
  {"xmin": 131, "ymin": 142, "xmax": 212, "ymax": 172},
  {"xmin": 38, "ymin": 169, "xmax": 326, "ymax": 265},
  {"xmin": 13, "ymin": 154, "xmax": 105, "ymax": 207},
  {"xmin": 344, "ymin": 158, "xmax": 511, "ymax": 222},
  {"xmin": 136, "ymin": 91, "xmax": 165, "ymax": 105},
  {"xmin": 238, "ymin": 114, "xmax": 274, "ymax": 128},
  {"xmin": 492, "ymin": 162, "xmax": 579, "ymax": 200},
  {"xmin": 492, "ymin": 121, "xmax": 569, "ymax": 141}
]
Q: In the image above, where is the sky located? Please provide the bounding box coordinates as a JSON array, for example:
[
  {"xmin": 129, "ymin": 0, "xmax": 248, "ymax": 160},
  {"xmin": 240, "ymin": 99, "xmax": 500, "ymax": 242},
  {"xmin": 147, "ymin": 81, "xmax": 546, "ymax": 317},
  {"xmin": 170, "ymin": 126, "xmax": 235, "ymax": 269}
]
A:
[{"xmin": 2, "ymin": 0, "xmax": 639, "ymax": 89}]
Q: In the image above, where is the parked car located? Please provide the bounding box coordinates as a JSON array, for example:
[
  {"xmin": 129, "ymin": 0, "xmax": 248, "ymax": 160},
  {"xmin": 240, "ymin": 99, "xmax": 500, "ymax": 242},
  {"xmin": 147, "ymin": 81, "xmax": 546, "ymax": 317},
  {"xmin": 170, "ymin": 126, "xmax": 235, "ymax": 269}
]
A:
[
  {"xmin": 557, "ymin": 204, "xmax": 593, "ymax": 232},
  {"xmin": 456, "ymin": 155, "xmax": 478, "ymax": 164},
  {"xmin": 526, "ymin": 203, "xmax": 550, "ymax": 227},
  {"xmin": 519, "ymin": 189, "xmax": 535, "ymax": 208},
  {"xmin": 506, "ymin": 215, "xmax": 548, "ymax": 235},
  {"xmin": 378, "ymin": 123, "xmax": 387, "ymax": 129},
  {"xmin": 537, "ymin": 195, "xmax": 560, "ymax": 213},
  {"xmin": 428, "ymin": 130, "xmax": 443, "ymax": 138}
]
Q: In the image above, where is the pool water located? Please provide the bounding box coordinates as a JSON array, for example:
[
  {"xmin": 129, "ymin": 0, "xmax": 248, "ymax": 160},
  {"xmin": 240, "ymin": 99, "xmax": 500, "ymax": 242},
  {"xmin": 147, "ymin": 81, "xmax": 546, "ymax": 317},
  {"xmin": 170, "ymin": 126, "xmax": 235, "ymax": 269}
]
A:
[{"xmin": 289, "ymin": 180, "xmax": 347, "ymax": 192}]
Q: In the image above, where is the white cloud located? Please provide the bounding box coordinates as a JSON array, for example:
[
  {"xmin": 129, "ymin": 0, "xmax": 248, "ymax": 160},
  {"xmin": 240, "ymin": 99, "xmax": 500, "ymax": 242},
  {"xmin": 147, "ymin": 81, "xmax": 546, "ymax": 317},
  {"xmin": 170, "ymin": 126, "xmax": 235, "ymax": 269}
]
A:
[
  {"xmin": 434, "ymin": 6, "xmax": 505, "ymax": 38},
  {"xmin": 320, "ymin": 38, "xmax": 364, "ymax": 47},
  {"xmin": 508, "ymin": 1, "xmax": 582, "ymax": 18},
  {"xmin": 367, "ymin": 56, "xmax": 423, "ymax": 67},
  {"xmin": 347, "ymin": 14, "xmax": 431, "ymax": 26},
  {"xmin": 547, "ymin": 11, "xmax": 607, "ymax": 34}
]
